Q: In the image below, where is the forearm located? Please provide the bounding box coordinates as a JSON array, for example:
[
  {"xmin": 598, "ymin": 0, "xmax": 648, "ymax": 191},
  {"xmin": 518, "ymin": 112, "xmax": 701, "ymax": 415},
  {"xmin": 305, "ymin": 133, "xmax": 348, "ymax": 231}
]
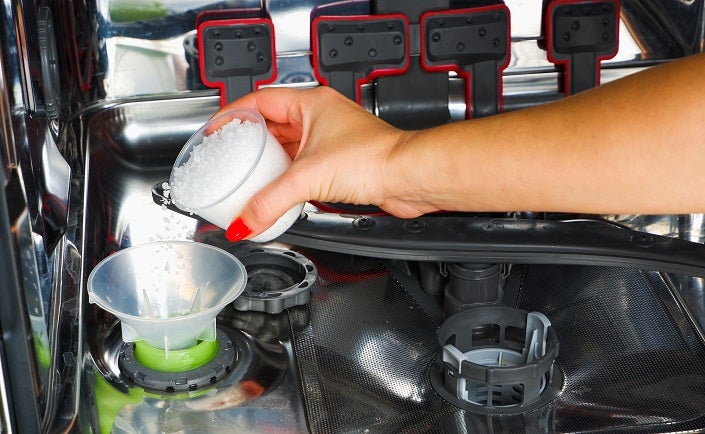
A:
[{"xmin": 392, "ymin": 53, "xmax": 705, "ymax": 214}]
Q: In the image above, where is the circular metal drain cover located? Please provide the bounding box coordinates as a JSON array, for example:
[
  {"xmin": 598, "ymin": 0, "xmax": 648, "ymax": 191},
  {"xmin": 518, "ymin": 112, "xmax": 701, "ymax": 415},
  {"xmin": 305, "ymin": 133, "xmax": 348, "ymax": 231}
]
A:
[{"xmin": 234, "ymin": 248, "xmax": 317, "ymax": 314}]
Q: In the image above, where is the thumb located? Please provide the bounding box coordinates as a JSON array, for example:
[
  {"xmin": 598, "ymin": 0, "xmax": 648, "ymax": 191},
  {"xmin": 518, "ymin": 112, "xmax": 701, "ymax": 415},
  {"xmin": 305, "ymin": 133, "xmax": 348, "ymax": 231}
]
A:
[{"xmin": 225, "ymin": 173, "xmax": 304, "ymax": 242}]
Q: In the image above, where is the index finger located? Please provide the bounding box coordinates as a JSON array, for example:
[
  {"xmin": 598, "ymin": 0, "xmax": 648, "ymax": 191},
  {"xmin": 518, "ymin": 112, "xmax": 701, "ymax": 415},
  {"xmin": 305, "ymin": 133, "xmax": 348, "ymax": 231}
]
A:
[{"xmin": 214, "ymin": 87, "xmax": 311, "ymax": 128}]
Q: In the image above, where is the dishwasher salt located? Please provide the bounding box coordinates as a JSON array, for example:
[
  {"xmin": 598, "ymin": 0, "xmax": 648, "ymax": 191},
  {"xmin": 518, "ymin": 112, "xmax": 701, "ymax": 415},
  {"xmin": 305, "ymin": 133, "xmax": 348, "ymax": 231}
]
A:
[
  {"xmin": 171, "ymin": 119, "xmax": 262, "ymax": 211},
  {"xmin": 170, "ymin": 116, "xmax": 303, "ymax": 242}
]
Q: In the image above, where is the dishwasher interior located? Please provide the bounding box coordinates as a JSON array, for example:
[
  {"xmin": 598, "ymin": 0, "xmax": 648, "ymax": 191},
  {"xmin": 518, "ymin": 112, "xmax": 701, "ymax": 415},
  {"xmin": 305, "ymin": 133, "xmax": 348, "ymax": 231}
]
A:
[{"xmin": 2, "ymin": 1, "xmax": 705, "ymax": 433}]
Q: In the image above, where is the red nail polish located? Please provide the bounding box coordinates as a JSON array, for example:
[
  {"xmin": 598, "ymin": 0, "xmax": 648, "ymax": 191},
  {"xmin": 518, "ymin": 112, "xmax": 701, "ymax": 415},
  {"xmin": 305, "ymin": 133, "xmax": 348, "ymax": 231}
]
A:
[{"xmin": 226, "ymin": 218, "xmax": 252, "ymax": 241}]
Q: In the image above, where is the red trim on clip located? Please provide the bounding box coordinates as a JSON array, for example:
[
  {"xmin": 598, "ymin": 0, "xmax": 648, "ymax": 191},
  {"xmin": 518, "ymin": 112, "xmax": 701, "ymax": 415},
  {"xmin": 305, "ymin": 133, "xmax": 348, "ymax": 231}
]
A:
[
  {"xmin": 195, "ymin": 8, "xmax": 262, "ymax": 28},
  {"xmin": 420, "ymin": 5, "xmax": 511, "ymax": 119},
  {"xmin": 311, "ymin": 14, "xmax": 411, "ymax": 104},
  {"xmin": 197, "ymin": 18, "xmax": 278, "ymax": 107},
  {"xmin": 545, "ymin": 0, "xmax": 620, "ymax": 96}
]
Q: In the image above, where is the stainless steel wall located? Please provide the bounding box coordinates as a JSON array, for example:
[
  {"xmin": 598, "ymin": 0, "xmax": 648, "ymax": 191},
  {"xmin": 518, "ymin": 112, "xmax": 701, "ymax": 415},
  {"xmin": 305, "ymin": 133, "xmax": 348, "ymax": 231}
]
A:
[{"xmin": 0, "ymin": 2, "xmax": 79, "ymax": 433}]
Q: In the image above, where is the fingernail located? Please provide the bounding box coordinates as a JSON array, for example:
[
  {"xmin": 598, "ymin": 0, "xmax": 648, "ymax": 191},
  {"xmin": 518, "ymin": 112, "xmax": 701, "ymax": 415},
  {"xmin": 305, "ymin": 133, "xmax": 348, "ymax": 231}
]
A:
[{"xmin": 226, "ymin": 217, "xmax": 252, "ymax": 242}]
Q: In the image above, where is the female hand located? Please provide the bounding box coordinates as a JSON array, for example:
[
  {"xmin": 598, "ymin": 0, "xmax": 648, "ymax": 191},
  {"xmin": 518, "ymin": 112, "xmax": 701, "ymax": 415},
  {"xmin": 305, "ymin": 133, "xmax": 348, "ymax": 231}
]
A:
[{"xmin": 214, "ymin": 86, "xmax": 439, "ymax": 241}]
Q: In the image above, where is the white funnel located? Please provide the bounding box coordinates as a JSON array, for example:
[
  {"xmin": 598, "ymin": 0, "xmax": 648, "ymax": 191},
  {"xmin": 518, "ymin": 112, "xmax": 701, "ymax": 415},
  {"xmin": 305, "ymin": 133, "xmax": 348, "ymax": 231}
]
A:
[{"xmin": 87, "ymin": 241, "xmax": 246, "ymax": 353}]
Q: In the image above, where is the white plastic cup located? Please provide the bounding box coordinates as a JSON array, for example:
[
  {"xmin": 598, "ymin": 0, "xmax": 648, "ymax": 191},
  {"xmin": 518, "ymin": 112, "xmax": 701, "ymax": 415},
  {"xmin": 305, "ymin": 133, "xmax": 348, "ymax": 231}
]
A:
[
  {"xmin": 169, "ymin": 108, "xmax": 304, "ymax": 242},
  {"xmin": 87, "ymin": 241, "xmax": 247, "ymax": 353}
]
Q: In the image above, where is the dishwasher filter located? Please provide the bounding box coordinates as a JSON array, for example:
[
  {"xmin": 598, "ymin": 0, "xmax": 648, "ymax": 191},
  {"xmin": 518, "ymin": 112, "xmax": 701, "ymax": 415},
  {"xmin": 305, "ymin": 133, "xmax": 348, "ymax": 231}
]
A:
[
  {"xmin": 289, "ymin": 253, "xmax": 705, "ymax": 433},
  {"xmin": 430, "ymin": 306, "xmax": 562, "ymax": 414}
]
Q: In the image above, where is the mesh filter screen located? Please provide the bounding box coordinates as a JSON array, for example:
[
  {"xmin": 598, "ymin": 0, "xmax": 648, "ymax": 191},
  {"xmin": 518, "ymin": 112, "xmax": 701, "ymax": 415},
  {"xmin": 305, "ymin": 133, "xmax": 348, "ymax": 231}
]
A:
[
  {"xmin": 289, "ymin": 254, "xmax": 451, "ymax": 432},
  {"xmin": 290, "ymin": 251, "xmax": 705, "ymax": 433},
  {"xmin": 517, "ymin": 265, "xmax": 705, "ymax": 432}
]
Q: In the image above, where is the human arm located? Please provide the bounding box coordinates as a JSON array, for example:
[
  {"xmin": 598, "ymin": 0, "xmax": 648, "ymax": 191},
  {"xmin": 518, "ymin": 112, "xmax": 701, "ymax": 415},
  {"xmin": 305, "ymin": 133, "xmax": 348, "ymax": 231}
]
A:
[
  {"xmin": 406, "ymin": 52, "xmax": 705, "ymax": 215},
  {"xmin": 218, "ymin": 53, "xmax": 705, "ymax": 241}
]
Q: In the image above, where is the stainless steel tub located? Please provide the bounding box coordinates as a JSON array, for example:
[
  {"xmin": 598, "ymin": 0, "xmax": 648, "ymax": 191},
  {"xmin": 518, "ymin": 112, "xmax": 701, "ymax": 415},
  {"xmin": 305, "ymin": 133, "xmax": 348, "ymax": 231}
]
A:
[{"xmin": 77, "ymin": 96, "xmax": 705, "ymax": 433}]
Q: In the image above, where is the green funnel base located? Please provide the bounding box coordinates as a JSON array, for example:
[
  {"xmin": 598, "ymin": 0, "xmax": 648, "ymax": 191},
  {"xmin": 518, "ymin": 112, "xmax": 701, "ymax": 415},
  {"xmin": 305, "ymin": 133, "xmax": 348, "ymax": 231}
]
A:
[{"xmin": 134, "ymin": 339, "xmax": 219, "ymax": 372}]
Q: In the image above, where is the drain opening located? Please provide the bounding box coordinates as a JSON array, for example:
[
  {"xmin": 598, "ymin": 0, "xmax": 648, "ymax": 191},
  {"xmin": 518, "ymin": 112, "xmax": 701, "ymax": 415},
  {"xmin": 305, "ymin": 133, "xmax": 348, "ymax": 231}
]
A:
[
  {"xmin": 246, "ymin": 262, "xmax": 306, "ymax": 294},
  {"xmin": 234, "ymin": 248, "xmax": 317, "ymax": 314},
  {"xmin": 430, "ymin": 306, "xmax": 562, "ymax": 414}
]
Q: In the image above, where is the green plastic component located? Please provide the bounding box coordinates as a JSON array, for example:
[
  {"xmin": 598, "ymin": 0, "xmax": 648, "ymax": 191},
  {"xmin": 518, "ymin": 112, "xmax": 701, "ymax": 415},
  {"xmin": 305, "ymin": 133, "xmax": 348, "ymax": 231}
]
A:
[
  {"xmin": 134, "ymin": 339, "xmax": 219, "ymax": 372},
  {"xmin": 92, "ymin": 370, "xmax": 215, "ymax": 433},
  {"xmin": 33, "ymin": 333, "xmax": 51, "ymax": 369},
  {"xmin": 93, "ymin": 374, "xmax": 144, "ymax": 434},
  {"xmin": 109, "ymin": 1, "xmax": 168, "ymax": 22}
]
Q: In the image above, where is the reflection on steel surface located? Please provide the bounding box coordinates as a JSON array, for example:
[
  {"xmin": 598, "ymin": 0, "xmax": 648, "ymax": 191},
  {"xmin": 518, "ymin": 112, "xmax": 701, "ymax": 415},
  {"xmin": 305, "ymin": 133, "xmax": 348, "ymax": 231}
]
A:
[
  {"xmin": 0, "ymin": 350, "xmax": 9, "ymax": 434},
  {"xmin": 354, "ymin": 332, "xmax": 427, "ymax": 403}
]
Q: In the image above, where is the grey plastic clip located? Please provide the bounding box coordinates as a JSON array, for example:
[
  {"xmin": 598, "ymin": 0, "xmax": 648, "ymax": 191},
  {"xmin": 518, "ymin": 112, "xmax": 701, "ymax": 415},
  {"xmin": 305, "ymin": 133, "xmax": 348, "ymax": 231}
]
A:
[
  {"xmin": 233, "ymin": 248, "xmax": 317, "ymax": 314},
  {"xmin": 431, "ymin": 306, "xmax": 561, "ymax": 414}
]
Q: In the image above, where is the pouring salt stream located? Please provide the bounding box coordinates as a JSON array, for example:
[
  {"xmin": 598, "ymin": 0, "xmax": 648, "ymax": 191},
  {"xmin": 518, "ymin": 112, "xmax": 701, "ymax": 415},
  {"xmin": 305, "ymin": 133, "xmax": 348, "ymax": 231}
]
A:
[
  {"xmin": 87, "ymin": 241, "xmax": 247, "ymax": 357},
  {"xmin": 88, "ymin": 109, "xmax": 302, "ymax": 362}
]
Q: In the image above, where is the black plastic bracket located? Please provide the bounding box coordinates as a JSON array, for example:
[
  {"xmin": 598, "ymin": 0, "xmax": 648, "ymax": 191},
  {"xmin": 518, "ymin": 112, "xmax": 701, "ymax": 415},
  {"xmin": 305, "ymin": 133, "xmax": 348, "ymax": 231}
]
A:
[
  {"xmin": 311, "ymin": 14, "xmax": 410, "ymax": 102},
  {"xmin": 544, "ymin": 0, "xmax": 620, "ymax": 95},
  {"xmin": 421, "ymin": 5, "xmax": 510, "ymax": 118},
  {"xmin": 311, "ymin": 1, "xmax": 509, "ymax": 126},
  {"xmin": 373, "ymin": 0, "xmax": 453, "ymax": 129},
  {"xmin": 151, "ymin": 183, "xmax": 705, "ymax": 278},
  {"xmin": 197, "ymin": 17, "xmax": 277, "ymax": 106},
  {"xmin": 278, "ymin": 213, "xmax": 705, "ymax": 278}
]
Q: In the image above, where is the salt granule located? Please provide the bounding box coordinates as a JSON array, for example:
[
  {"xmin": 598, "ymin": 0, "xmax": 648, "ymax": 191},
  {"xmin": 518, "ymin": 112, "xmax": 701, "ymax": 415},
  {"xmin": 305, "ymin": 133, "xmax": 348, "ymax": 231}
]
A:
[
  {"xmin": 171, "ymin": 119, "xmax": 263, "ymax": 212},
  {"xmin": 170, "ymin": 116, "xmax": 303, "ymax": 242}
]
